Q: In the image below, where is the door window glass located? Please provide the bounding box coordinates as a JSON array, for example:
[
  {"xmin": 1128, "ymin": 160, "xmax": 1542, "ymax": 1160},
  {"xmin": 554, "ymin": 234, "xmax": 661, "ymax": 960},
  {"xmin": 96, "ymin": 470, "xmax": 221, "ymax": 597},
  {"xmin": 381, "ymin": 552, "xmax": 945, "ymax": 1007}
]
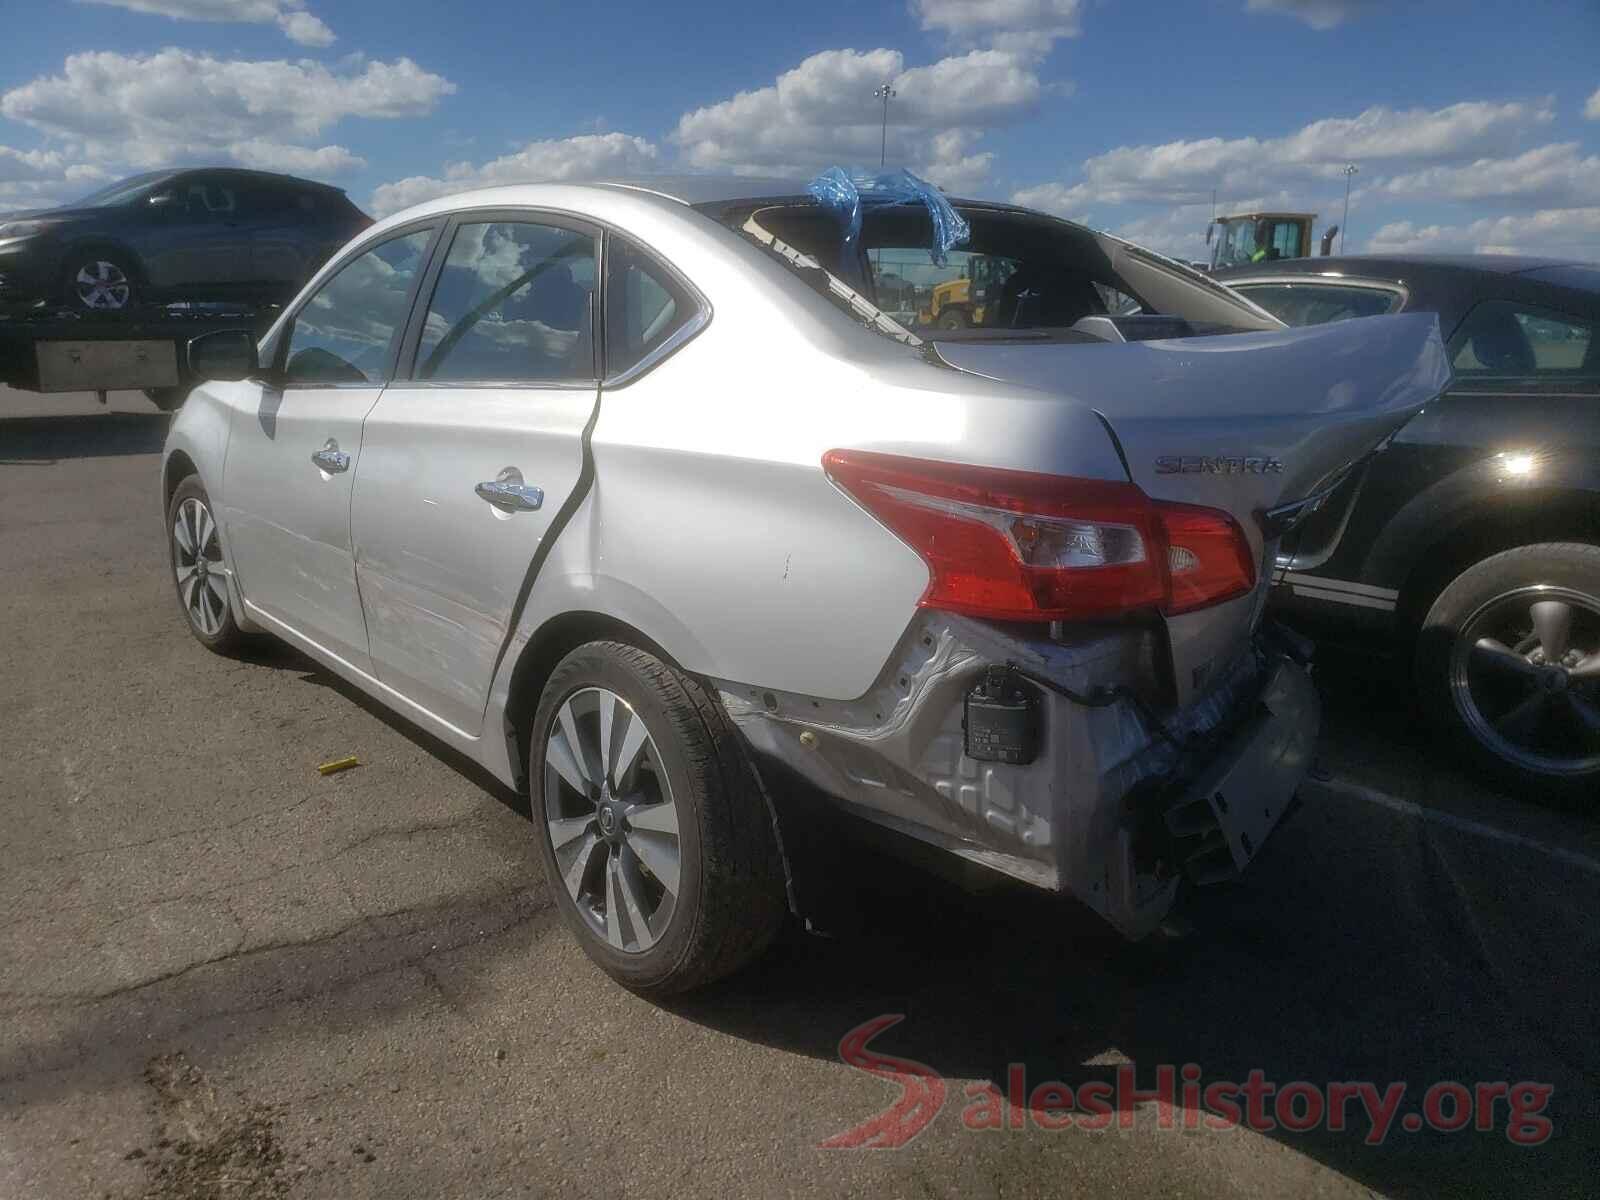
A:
[
  {"xmin": 1450, "ymin": 301, "xmax": 1594, "ymax": 377},
  {"xmin": 415, "ymin": 221, "xmax": 596, "ymax": 383},
  {"xmin": 604, "ymin": 235, "xmax": 697, "ymax": 377},
  {"xmin": 282, "ymin": 228, "xmax": 433, "ymax": 385},
  {"xmin": 183, "ymin": 179, "xmax": 237, "ymax": 220},
  {"xmin": 1230, "ymin": 283, "xmax": 1401, "ymax": 326}
]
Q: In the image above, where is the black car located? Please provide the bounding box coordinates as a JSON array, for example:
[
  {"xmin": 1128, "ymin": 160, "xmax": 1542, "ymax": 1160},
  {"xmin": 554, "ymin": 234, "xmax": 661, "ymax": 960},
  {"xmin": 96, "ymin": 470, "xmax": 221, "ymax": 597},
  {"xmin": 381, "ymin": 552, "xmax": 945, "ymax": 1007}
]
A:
[
  {"xmin": 0, "ymin": 167, "xmax": 370, "ymax": 315},
  {"xmin": 1216, "ymin": 254, "xmax": 1599, "ymax": 798}
]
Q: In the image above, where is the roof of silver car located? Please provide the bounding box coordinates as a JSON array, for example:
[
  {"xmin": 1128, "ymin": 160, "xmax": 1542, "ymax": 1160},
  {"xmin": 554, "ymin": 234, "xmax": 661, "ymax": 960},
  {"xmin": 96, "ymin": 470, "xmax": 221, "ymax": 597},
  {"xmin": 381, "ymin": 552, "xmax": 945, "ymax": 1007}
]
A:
[{"xmin": 590, "ymin": 175, "xmax": 815, "ymax": 206}]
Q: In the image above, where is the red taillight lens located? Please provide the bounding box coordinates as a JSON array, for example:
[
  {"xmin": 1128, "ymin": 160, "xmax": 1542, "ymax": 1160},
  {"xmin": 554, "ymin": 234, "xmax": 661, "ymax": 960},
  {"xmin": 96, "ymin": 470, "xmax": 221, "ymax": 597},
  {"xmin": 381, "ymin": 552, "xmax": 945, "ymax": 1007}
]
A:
[
  {"xmin": 823, "ymin": 449, "xmax": 1255, "ymax": 621},
  {"xmin": 1160, "ymin": 502, "xmax": 1258, "ymax": 614}
]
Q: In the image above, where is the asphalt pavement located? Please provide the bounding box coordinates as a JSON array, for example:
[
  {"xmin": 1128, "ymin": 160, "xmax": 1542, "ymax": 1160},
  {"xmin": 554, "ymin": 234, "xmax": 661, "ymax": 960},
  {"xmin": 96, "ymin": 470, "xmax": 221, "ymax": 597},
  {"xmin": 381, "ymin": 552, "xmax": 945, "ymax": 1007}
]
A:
[{"xmin": 2, "ymin": 386, "xmax": 1596, "ymax": 1199}]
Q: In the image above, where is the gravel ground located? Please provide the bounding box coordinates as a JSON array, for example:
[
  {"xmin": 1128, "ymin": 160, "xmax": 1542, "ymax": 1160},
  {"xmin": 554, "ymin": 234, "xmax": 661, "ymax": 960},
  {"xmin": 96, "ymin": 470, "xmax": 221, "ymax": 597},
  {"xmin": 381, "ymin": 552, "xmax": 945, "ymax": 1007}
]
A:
[{"xmin": 2, "ymin": 388, "xmax": 1596, "ymax": 1199}]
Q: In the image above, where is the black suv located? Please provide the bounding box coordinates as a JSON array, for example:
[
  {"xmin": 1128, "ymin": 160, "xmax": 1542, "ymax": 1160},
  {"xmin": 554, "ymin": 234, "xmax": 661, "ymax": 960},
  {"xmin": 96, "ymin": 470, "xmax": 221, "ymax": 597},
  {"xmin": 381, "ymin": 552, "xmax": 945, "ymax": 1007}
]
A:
[
  {"xmin": 0, "ymin": 167, "xmax": 370, "ymax": 314},
  {"xmin": 1217, "ymin": 255, "xmax": 1599, "ymax": 798}
]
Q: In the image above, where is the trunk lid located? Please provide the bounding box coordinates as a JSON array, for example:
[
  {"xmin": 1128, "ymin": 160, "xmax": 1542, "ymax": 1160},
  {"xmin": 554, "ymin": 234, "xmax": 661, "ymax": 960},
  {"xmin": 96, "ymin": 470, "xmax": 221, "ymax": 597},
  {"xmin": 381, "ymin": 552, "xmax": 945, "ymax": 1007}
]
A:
[{"xmin": 930, "ymin": 312, "xmax": 1450, "ymax": 542}]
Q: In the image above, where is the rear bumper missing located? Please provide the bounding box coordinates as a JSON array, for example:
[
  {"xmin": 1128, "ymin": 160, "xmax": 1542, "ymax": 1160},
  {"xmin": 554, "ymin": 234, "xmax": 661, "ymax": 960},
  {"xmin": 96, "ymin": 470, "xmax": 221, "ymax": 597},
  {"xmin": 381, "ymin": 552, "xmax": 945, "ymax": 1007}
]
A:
[{"xmin": 716, "ymin": 612, "xmax": 1318, "ymax": 940}]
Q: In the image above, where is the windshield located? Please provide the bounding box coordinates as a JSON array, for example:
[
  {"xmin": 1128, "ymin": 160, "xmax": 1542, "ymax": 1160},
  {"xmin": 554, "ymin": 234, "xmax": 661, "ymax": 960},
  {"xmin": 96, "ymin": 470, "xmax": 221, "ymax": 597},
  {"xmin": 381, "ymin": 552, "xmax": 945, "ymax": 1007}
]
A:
[
  {"xmin": 1212, "ymin": 219, "xmax": 1262, "ymax": 269},
  {"xmin": 69, "ymin": 172, "xmax": 174, "ymax": 208},
  {"xmin": 1212, "ymin": 218, "xmax": 1305, "ymax": 268}
]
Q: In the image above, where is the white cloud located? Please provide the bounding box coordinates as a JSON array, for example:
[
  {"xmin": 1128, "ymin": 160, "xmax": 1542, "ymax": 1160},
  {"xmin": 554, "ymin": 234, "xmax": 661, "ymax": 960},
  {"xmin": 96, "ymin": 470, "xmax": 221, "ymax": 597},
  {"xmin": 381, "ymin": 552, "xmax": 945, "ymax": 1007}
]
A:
[
  {"xmin": 1018, "ymin": 99, "xmax": 1552, "ymax": 215},
  {"xmin": 75, "ymin": 0, "xmax": 336, "ymax": 45},
  {"xmin": 671, "ymin": 47, "xmax": 1038, "ymax": 188},
  {"xmin": 1377, "ymin": 142, "xmax": 1600, "ymax": 210},
  {"xmin": 0, "ymin": 147, "xmax": 111, "ymax": 213},
  {"xmin": 228, "ymin": 140, "xmax": 365, "ymax": 174},
  {"xmin": 1243, "ymin": 0, "xmax": 1380, "ymax": 29},
  {"xmin": 370, "ymin": 132, "xmax": 659, "ymax": 216},
  {"xmin": 1, "ymin": 50, "xmax": 453, "ymax": 170},
  {"xmin": 1586, "ymin": 87, "xmax": 1600, "ymax": 121},
  {"xmin": 916, "ymin": 130, "xmax": 993, "ymax": 194},
  {"xmin": 1365, "ymin": 208, "xmax": 1600, "ymax": 257},
  {"xmin": 276, "ymin": 10, "xmax": 335, "ymax": 46},
  {"xmin": 912, "ymin": 0, "xmax": 1084, "ymax": 55}
]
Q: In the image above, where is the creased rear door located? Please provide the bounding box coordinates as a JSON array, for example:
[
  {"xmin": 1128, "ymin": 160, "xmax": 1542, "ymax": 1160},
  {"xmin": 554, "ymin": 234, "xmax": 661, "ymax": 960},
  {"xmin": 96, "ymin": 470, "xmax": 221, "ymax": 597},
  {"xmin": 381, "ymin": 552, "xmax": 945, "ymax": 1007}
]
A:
[{"xmin": 349, "ymin": 215, "xmax": 600, "ymax": 737}]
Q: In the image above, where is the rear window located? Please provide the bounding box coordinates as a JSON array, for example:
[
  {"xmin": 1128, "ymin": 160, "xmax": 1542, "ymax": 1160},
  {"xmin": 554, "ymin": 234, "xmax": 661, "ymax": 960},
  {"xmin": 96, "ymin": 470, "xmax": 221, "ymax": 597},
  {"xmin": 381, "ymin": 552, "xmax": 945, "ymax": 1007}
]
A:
[
  {"xmin": 1229, "ymin": 281, "xmax": 1402, "ymax": 326},
  {"xmin": 708, "ymin": 201, "xmax": 1133, "ymax": 340}
]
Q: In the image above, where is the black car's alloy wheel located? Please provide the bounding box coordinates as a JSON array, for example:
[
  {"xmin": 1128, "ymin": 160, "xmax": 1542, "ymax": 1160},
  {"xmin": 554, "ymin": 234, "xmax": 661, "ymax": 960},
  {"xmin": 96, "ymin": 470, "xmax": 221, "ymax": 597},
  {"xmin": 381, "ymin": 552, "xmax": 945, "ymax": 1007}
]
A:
[
  {"xmin": 1419, "ymin": 543, "xmax": 1600, "ymax": 800},
  {"xmin": 65, "ymin": 255, "xmax": 136, "ymax": 311}
]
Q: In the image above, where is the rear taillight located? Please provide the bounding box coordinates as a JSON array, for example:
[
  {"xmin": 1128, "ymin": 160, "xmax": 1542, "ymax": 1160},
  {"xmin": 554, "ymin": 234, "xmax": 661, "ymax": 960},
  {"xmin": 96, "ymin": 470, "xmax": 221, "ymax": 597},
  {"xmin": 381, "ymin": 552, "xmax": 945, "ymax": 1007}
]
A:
[{"xmin": 823, "ymin": 449, "xmax": 1255, "ymax": 622}]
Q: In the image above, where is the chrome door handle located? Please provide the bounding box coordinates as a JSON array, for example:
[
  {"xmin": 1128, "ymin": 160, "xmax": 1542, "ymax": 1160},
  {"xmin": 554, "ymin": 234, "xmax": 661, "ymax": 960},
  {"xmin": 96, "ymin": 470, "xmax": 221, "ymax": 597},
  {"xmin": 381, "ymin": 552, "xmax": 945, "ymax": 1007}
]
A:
[
  {"xmin": 311, "ymin": 440, "xmax": 350, "ymax": 474},
  {"xmin": 475, "ymin": 478, "xmax": 543, "ymax": 513}
]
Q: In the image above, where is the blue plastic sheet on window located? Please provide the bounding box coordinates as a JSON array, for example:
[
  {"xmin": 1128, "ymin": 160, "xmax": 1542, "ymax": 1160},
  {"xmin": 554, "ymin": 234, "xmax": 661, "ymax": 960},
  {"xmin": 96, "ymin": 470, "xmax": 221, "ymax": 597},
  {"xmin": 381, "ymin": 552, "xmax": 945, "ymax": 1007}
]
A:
[{"xmin": 806, "ymin": 167, "xmax": 970, "ymax": 268}]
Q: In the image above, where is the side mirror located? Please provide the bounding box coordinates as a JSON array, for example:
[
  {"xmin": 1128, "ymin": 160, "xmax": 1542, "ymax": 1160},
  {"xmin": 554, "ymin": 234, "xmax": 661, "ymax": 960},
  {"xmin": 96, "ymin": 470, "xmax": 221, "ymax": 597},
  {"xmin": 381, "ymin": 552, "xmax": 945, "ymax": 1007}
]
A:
[{"xmin": 188, "ymin": 329, "xmax": 260, "ymax": 383}]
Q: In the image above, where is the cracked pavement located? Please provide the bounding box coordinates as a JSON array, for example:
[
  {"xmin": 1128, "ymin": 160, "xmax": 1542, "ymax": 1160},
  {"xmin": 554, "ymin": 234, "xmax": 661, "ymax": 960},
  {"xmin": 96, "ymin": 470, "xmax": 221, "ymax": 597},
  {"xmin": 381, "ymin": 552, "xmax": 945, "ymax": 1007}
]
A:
[{"xmin": 2, "ymin": 388, "xmax": 1597, "ymax": 1199}]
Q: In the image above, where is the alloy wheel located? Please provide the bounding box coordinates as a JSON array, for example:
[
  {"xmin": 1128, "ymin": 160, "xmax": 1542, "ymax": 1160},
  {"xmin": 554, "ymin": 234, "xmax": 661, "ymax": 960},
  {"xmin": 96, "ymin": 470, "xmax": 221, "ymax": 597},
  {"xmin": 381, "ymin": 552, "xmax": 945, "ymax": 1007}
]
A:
[
  {"xmin": 542, "ymin": 687, "xmax": 682, "ymax": 953},
  {"xmin": 74, "ymin": 261, "xmax": 131, "ymax": 310},
  {"xmin": 172, "ymin": 497, "xmax": 230, "ymax": 637},
  {"xmin": 1451, "ymin": 586, "xmax": 1600, "ymax": 779}
]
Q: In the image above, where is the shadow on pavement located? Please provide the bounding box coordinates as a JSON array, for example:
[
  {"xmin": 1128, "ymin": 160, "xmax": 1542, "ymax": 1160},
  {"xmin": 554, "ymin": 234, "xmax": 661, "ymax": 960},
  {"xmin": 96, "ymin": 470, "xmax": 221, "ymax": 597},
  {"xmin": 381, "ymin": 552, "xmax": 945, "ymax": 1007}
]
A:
[
  {"xmin": 0, "ymin": 411, "xmax": 170, "ymax": 463},
  {"xmin": 232, "ymin": 636, "xmax": 529, "ymax": 819},
  {"xmin": 32, "ymin": 622, "xmax": 1584, "ymax": 1197},
  {"xmin": 667, "ymin": 769, "xmax": 1599, "ymax": 1198},
  {"xmin": 238, "ymin": 627, "xmax": 1597, "ymax": 1197}
]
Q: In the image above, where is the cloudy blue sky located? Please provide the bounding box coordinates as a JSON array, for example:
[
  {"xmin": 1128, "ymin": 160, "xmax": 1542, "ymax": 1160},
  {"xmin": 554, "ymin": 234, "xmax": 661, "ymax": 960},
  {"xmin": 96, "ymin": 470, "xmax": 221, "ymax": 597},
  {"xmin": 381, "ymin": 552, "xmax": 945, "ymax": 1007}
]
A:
[{"xmin": 1, "ymin": 0, "xmax": 1597, "ymax": 260}]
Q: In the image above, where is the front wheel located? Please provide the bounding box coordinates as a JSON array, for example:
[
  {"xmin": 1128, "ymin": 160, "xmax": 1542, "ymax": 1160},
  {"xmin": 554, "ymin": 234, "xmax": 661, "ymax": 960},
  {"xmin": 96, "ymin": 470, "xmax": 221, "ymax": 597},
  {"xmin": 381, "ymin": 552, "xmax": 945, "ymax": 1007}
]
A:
[
  {"xmin": 166, "ymin": 475, "xmax": 245, "ymax": 654},
  {"xmin": 936, "ymin": 308, "xmax": 970, "ymax": 331},
  {"xmin": 529, "ymin": 641, "xmax": 787, "ymax": 995},
  {"xmin": 1416, "ymin": 543, "xmax": 1600, "ymax": 801}
]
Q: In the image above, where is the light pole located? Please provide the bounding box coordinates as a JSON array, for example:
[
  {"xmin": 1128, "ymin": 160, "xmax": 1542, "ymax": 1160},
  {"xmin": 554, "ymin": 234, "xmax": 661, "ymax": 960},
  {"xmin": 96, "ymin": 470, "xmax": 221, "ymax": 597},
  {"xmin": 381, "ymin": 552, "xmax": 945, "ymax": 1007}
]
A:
[
  {"xmin": 1340, "ymin": 163, "xmax": 1358, "ymax": 254},
  {"xmin": 874, "ymin": 82, "xmax": 895, "ymax": 168}
]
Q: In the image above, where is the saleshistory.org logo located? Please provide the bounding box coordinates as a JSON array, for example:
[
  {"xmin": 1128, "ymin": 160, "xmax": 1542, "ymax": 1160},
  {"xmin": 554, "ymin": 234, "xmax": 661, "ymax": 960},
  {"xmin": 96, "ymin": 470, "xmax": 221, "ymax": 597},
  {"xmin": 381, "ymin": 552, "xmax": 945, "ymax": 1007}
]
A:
[
  {"xmin": 820, "ymin": 1016, "xmax": 1554, "ymax": 1149},
  {"xmin": 1154, "ymin": 454, "xmax": 1286, "ymax": 475}
]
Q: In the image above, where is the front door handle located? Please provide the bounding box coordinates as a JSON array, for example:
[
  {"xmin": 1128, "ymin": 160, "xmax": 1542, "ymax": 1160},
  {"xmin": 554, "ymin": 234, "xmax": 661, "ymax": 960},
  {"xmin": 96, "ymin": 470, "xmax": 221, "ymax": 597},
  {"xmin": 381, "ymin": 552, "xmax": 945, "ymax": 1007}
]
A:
[
  {"xmin": 311, "ymin": 439, "xmax": 350, "ymax": 474},
  {"xmin": 475, "ymin": 467, "xmax": 543, "ymax": 513}
]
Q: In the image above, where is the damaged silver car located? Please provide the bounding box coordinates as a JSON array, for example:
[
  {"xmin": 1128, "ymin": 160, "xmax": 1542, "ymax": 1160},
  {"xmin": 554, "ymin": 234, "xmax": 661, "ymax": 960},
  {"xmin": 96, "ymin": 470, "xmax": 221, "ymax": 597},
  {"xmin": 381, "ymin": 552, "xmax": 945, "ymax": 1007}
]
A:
[{"xmin": 162, "ymin": 173, "xmax": 1450, "ymax": 994}]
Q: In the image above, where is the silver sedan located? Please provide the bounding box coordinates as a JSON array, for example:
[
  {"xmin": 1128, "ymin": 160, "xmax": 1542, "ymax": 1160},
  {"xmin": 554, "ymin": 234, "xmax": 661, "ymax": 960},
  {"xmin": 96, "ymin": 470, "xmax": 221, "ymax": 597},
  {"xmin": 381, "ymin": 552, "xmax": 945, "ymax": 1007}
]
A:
[{"xmin": 162, "ymin": 177, "xmax": 1449, "ymax": 994}]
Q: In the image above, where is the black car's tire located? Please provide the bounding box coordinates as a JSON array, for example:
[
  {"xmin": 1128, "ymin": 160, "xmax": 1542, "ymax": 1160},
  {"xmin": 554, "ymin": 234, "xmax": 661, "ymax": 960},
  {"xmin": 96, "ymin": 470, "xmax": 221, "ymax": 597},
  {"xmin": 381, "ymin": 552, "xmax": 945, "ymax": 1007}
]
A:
[
  {"xmin": 166, "ymin": 475, "xmax": 245, "ymax": 655},
  {"xmin": 1416, "ymin": 543, "xmax": 1600, "ymax": 802},
  {"xmin": 146, "ymin": 387, "xmax": 189, "ymax": 412},
  {"xmin": 61, "ymin": 251, "xmax": 138, "ymax": 312},
  {"xmin": 529, "ymin": 641, "xmax": 787, "ymax": 996}
]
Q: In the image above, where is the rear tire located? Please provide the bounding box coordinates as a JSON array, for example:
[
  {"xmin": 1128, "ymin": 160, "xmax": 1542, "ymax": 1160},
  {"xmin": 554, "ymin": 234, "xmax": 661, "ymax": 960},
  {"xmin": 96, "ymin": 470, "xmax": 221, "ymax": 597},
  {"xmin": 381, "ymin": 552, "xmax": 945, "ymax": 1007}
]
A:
[
  {"xmin": 1416, "ymin": 543, "xmax": 1600, "ymax": 802},
  {"xmin": 936, "ymin": 308, "xmax": 970, "ymax": 331},
  {"xmin": 529, "ymin": 641, "xmax": 787, "ymax": 995},
  {"xmin": 146, "ymin": 387, "xmax": 189, "ymax": 413}
]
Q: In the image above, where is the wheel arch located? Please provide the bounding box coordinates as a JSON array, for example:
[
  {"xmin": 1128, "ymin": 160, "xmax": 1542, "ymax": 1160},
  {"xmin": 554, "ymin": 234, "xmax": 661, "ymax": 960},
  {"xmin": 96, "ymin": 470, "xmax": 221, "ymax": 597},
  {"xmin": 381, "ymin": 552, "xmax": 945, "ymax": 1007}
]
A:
[
  {"xmin": 60, "ymin": 235, "xmax": 150, "ymax": 287},
  {"xmin": 163, "ymin": 448, "xmax": 198, "ymax": 512},
  {"xmin": 1391, "ymin": 487, "xmax": 1600, "ymax": 631},
  {"xmin": 501, "ymin": 609, "xmax": 683, "ymax": 793}
]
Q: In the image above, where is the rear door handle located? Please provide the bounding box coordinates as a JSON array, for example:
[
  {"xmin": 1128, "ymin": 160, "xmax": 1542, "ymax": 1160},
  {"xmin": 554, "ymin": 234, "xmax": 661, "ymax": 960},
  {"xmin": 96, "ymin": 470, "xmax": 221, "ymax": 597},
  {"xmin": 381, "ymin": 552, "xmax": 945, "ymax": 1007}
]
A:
[
  {"xmin": 475, "ymin": 468, "xmax": 543, "ymax": 513},
  {"xmin": 311, "ymin": 439, "xmax": 350, "ymax": 474}
]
